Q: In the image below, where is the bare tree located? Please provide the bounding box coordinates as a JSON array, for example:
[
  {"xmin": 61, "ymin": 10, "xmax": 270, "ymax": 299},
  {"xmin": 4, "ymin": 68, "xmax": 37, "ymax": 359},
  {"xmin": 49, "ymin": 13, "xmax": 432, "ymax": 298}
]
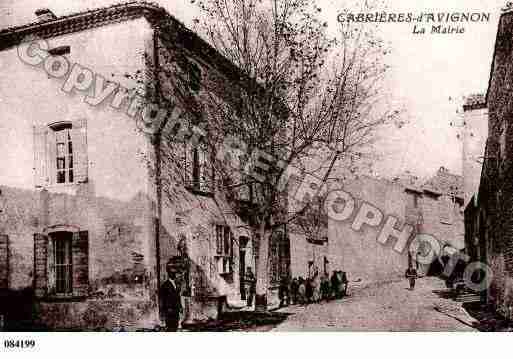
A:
[
  {"xmin": 130, "ymin": 0, "xmax": 400, "ymax": 311},
  {"xmin": 188, "ymin": 0, "xmax": 399, "ymax": 310}
]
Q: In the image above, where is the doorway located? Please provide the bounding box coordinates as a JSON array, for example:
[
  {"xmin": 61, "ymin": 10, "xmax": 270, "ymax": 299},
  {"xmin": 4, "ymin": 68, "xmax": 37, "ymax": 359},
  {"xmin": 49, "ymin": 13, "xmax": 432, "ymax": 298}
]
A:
[{"xmin": 239, "ymin": 236, "xmax": 249, "ymax": 300}]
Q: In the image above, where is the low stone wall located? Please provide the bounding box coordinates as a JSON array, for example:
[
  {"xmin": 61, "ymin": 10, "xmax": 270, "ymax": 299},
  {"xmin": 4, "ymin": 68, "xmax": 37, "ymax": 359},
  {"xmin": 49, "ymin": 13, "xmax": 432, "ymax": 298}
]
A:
[{"xmin": 35, "ymin": 297, "xmax": 159, "ymax": 331}]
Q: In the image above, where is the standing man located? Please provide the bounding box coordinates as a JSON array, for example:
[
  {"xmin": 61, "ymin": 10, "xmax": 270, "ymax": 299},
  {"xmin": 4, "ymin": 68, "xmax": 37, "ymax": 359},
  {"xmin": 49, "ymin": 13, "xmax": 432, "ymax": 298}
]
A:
[
  {"xmin": 245, "ymin": 266, "xmax": 256, "ymax": 307},
  {"xmin": 405, "ymin": 265, "xmax": 418, "ymax": 290},
  {"xmin": 160, "ymin": 261, "xmax": 183, "ymax": 331},
  {"xmin": 279, "ymin": 274, "xmax": 290, "ymax": 307},
  {"xmin": 340, "ymin": 271, "xmax": 349, "ymax": 296}
]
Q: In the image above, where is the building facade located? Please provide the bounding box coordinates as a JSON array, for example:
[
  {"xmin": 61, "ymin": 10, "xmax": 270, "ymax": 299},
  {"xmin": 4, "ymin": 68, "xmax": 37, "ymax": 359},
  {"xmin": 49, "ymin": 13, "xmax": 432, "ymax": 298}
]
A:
[
  {"xmin": 0, "ymin": 2, "xmax": 289, "ymax": 330},
  {"xmin": 468, "ymin": 8, "xmax": 513, "ymax": 319},
  {"xmin": 324, "ymin": 168, "xmax": 464, "ymax": 286},
  {"xmin": 462, "ymin": 94, "xmax": 488, "ymax": 208}
]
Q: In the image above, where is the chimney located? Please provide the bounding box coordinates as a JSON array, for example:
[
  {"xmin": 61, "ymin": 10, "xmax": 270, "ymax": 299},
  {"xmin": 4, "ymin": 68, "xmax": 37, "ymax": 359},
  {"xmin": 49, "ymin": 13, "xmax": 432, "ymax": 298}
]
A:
[{"xmin": 35, "ymin": 8, "xmax": 57, "ymax": 22}]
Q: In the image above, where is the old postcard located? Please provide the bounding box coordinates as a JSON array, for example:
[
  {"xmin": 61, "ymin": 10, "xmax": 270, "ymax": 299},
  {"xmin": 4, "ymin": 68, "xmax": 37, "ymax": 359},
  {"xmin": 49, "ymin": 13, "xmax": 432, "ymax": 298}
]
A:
[{"xmin": 0, "ymin": 0, "xmax": 510, "ymax": 345}]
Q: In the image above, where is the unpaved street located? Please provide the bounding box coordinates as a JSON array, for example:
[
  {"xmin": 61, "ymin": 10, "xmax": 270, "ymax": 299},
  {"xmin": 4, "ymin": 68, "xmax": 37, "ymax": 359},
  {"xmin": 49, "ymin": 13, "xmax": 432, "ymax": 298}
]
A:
[{"xmin": 272, "ymin": 277, "xmax": 476, "ymax": 331}]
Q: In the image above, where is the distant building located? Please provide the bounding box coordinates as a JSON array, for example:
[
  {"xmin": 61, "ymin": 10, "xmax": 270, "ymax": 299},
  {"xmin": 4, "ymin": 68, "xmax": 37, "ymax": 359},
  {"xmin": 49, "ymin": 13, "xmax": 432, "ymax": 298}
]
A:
[
  {"xmin": 324, "ymin": 167, "xmax": 464, "ymax": 285},
  {"xmin": 462, "ymin": 94, "xmax": 488, "ymax": 208}
]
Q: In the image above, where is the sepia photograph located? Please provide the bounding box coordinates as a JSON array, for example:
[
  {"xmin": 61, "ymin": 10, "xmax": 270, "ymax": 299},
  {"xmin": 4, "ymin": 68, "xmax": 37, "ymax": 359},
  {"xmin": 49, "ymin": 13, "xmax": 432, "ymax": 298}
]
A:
[{"xmin": 0, "ymin": 0, "xmax": 512, "ymax": 352}]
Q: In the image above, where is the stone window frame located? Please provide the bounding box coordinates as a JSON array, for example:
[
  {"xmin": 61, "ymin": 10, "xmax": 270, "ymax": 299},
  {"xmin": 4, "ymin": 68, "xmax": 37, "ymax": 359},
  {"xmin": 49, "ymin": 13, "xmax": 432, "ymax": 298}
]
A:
[
  {"xmin": 49, "ymin": 231, "xmax": 74, "ymax": 295},
  {"xmin": 214, "ymin": 224, "xmax": 233, "ymax": 275},
  {"xmin": 183, "ymin": 140, "xmax": 215, "ymax": 196},
  {"xmin": 50, "ymin": 122, "xmax": 74, "ymax": 185},
  {"xmin": 34, "ymin": 226, "xmax": 89, "ymax": 300},
  {"xmin": 33, "ymin": 119, "xmax": 88, "ymax": 188}
]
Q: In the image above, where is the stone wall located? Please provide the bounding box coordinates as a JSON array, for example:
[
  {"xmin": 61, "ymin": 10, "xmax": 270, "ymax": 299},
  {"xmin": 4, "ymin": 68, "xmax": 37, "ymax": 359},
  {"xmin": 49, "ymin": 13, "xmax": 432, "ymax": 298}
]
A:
[
  {"xmin": 479, "ymin": 10, "xmax": 513, "ymax": 318},
  {"xmin": 0, "ymin": 18, "xmax": 160, "ymax": 330}
]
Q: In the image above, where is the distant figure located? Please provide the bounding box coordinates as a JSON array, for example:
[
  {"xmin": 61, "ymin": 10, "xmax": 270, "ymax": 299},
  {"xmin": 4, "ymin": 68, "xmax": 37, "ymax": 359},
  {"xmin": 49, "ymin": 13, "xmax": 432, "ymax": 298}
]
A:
[
  {"xmin": 160, "ymin": 262, "xmax": 183, "ymax": 332},
  {"xmin": 305, "ymin": 278, "xmax": 313, "ymax": 304},
  {"xmin": 312, "ymin": 270, "xmax": 321, "ymax": 302},
  {"xmin": 290, "ymin": 277, "xmax": 299, "ymax": 305},
  {"xmin": 340, "ymin": 271, "xmax": 349, "ymax": 296},
  {"xmin": 331, "ymin": 270, "xmax": 341, "ymax": 299},
  {"xmin": 245, "ymin": 267, "xmax": 256, "ymax": 307},
  {"xmin": 279, "ymin": 275, "xmax": 290, "ymax": 307},
  {"xmin": 405, "ymin": 266, "xmax": 418, "ymax": 290},
  {"xmin": 298, "ymin": 277, "xmax": 306, "ymax": 304},
  {"xmin": 320, "ymin": 274, "xmax": 330, "ymax": 301}
]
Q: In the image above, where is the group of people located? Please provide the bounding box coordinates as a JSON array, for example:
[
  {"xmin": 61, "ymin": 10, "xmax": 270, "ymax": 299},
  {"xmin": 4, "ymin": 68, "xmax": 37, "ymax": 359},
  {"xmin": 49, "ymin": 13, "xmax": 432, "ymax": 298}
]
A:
[
  {"xmin": 278, "ymin": 270, "xmax": 349, "ymax": 307},
  {"xmin": 161, "ymin": 262, "xmax": 351, "ymax": 331}
]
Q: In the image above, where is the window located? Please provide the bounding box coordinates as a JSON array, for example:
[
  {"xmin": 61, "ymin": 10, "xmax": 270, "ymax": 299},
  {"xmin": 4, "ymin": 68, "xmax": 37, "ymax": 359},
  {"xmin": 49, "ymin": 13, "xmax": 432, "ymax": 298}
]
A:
[
  {"xmin": 439, "ymin": 196, "xmax": 454, "ymax": 225},
  {"xmin": 54, "ymin": 124, "xmax": 74, "ymax": 184},
  {"xmin": 406, "ymin": 192, "xmax": 418, "ymax": 209},
  {"xmin": 33, "ymin": 119, "xmax": 88, "ymax": 187},
  {"xmin": 215, "ymin": 225, "xmax": 233, "ymax": 274},
  {"xmin": 33, "ymin": 231, "xmax": 89, "ymax": 298},
  {"xmin": 184, "ymin": 142, "xmax": 214, "ymax": 194},
  {"xmin": 52, "ymin": 232, "xmax": 73, "ymax": 294}
]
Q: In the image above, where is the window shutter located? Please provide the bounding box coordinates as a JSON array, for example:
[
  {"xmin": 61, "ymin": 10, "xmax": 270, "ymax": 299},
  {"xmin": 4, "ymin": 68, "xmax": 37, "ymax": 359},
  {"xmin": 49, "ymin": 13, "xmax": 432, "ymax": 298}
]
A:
[
  {"xmin": 0, "ymin": 235, "xmax": 8, "ymax": 289},
  {"xmin": 215, "ymin": 225, "xmax": 222, "ymax": 255},
  {"xmin": 72, "ymin": 231, "xmax": 89, "ymax": 297},
  {"xmin": 33, "ymin": 233, "xmax": 48, "ymax": 297},
  {"xmin": 71, "ymin": 119, "xmax": 88, "ymax": 183},
  {"xmin": 47, "ymin": 238, "xmax": 55, "ymax": 295},
  {"xmin": 46, "ymin": 129, "xmax": 57, "ymax": 185},
  {"xmin": 33, "ymin": 126, "xmax": 48, "ymax": 187}
]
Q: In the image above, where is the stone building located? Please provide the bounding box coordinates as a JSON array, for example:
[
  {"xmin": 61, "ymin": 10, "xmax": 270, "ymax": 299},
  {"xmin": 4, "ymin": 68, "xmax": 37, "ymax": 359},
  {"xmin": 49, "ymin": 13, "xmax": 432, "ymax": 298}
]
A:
[
  {"xmin": 462, "ymin": 94, "xmax": 488, "ymax": 208},
  {"xmin": 325, "ymin": 168, "xmax": 464, "ymax": 285},
  {"xmin": 0, "ymin": 2, "xmax": 289, "ymax": 330},
  {"xmin": 288, "ymin": 199, "xmax": 329, "ymax": 280},
  {"xmin": 468, "ymin": 8, "xmax": 513, "ymax": 319}
]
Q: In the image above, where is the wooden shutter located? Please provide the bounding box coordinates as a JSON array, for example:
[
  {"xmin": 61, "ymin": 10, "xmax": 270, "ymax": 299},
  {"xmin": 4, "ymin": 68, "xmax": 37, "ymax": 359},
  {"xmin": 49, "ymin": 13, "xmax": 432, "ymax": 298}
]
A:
[
  {"xmin": 71, "ymin": 119, "xmax": 88, "ymax": 183},
  {"xmin": 47, "ymin": 238, "xmax": 55, "ymax": 295},
  {"xmin": 33, "ymin": 126, "xmax": 48, "ymax": 187},
  {"xmin": 33, "ymin": 233, "xmax": 48, "ymax": 297},
  {"xmin": 46, "ymin": 128, "xmax": 57, "ymax": 185},
  {"xmin": 72, "ymin": 231, "xmax": 89, "ymax": 297},
  {"xmin": 0, "ymin": 235, "xmax": 9, "ymax": 289}
]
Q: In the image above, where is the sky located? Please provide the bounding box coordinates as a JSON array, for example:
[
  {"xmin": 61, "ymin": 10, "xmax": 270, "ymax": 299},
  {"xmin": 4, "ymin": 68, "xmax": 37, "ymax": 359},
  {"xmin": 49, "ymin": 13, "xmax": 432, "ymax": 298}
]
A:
[{"xmin": 0, "ymin": 0, "xmax": 505, "ymax": 179}]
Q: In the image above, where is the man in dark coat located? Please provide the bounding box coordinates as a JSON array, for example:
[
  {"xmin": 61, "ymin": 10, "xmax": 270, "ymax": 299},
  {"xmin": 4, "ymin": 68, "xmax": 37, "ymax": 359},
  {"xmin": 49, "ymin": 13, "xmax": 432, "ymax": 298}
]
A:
[
  {"xmin": 331, "ymin": 270, "xmax": 340, "ymax": 299},
  {"xmin": 160, "ymin": 263, "xmax": 182, "ymax": 331},
  {"xmin": 245, "ymin": 267, "xmax": 256, "ymax": 307},
  {"xmin": 405, "ymin": 266, "xmax": 418, "ymax": 290},
  {"xmin": 279, "ymin": 275, "xmax": 290, "ymax": 307},
  {"xmin": 340, "ymin": 271, "xmax": 349, "ymax": 296}
]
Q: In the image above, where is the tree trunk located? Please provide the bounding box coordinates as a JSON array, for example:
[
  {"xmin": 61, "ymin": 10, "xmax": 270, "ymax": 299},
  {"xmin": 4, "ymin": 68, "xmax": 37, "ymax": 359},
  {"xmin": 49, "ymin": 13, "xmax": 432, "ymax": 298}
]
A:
[{"xmin": 255, "ymin": 221, "xmax": 270, "ymax": 312}]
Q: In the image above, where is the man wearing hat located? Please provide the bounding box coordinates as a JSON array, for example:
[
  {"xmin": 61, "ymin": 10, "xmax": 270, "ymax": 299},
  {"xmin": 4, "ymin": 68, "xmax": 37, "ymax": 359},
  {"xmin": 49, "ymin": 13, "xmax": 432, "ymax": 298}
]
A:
[{"xmin": 160, "ymin": 261, "xmax": 183, "ymax": 331}]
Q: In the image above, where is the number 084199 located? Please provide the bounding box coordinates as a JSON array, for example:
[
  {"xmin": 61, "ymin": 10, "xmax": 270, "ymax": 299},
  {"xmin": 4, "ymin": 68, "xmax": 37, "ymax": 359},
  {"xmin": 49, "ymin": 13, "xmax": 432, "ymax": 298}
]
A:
[{"xmin": 4, "ymin": 339, "xmax": 36, "ymax": 349}]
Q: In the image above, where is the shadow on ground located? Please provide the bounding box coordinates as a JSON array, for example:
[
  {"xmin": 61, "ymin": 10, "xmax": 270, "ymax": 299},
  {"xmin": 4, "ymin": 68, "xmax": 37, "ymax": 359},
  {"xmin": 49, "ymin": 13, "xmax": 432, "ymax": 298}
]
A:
[
  {"xmin": 432, "ymin": 289, "xmax": 457, "ymax": 300},
  {"xmin": 431, "ymin": 288, "xmax": 513, "ymax": 331},
  {"xmin": 462, "ymin": 302, "xmax": 513, "ymax": 332},
  {"xmin": 182, "ymin": 311, "xmax": 292, "ymax": 332}
]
